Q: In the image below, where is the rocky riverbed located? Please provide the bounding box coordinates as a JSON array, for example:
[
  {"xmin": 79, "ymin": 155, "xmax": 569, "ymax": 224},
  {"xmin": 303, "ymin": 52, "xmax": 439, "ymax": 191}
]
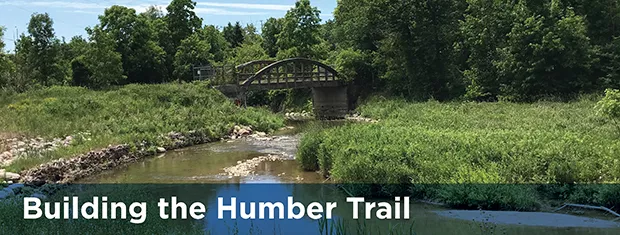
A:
[
  {"xmin": 285, "ymin": 111, "xmax": 378, "ymax": 123},
  {"xmin": 0, "ymin": 124, "xmax": 281, "ymax": 200},
  {"xmin": 222, "ymin": 154, "xmax": 288, "ymax": 177},
  {"xmin": 0, "ymin": 133, "xmax": 92, "ymax": 184}
]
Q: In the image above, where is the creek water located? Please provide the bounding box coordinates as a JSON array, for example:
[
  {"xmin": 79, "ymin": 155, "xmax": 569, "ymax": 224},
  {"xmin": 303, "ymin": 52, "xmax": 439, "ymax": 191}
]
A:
[{"xmin": 81, "ymin": 121, "xmax": 620, "ymax": 234}]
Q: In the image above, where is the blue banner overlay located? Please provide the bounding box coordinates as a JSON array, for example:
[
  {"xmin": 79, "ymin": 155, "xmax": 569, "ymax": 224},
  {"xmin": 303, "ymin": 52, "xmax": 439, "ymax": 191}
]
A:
[{"xmin": 1, "ymin": 184, "xmax": 620, "ymax": 234}]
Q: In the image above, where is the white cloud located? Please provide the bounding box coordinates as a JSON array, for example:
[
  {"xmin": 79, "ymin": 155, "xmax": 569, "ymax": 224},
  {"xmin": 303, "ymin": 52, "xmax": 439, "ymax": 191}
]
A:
[
  {"xmin": 196, "ymin": 2, "xmax": 292, "ymax": 11},
  {"xmin": 0, "ymin": 1, "xmax": 273, "ymax": 15},
  {"xmin": 194, "ymin": 8, "xmax": 267, "ymax": 16},
  {"xmin": 69, "ymin": 10, "xmax": 101, "ymax": 15},
  {"xmin": 0, "ymin": 1, "xmax": 103, "ymax": 9}
]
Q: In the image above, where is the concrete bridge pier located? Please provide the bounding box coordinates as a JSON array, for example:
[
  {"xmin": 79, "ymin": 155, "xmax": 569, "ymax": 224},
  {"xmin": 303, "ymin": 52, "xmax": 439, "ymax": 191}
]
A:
[{"xmin": 312, "ymin": 86, "xmax": 349, "ymax": 120}]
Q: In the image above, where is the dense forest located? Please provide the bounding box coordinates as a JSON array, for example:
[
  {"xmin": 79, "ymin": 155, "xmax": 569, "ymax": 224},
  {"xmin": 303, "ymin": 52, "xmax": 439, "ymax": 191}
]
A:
[{"xmin": 0, "ymin": 0, "xmax": 619, "ymax": 102}]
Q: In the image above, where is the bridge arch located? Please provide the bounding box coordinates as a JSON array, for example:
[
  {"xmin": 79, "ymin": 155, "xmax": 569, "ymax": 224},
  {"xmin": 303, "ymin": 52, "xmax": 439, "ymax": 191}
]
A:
[
  {"xmin": 239, "ymin": 58, "xmax": 341, "ymax": 90},
  {"xmin": 235, "ymin": 60, "xmax": 276, "ymax": 83}
]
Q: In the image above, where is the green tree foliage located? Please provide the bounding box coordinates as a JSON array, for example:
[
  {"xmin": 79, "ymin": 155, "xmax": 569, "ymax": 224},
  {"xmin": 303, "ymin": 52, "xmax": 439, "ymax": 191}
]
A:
[
  {"xmin": 172, "ymin": 24, "xmax": 229, "ymax": 81},
  {"xmin": 460, "ymin": 0, "xmax": 515, "ymax": 100},
  {"xmin": 0, "ymin": 26, "xmax": 17, "ymax": 91},
  {"xmin": 141, "ymin": 6, "xmax": 173, "ymax": 81},
  {"xmin": 0, "ymin": 26, "xmax": 5, "ymax": 51},
  {"xmin": 98, "ymin": 6, "xmax": 166, "ymax": 83},
  {"xmin": 331, "ymin": 0, "xmax": 386, "ymax": 95},
  {"xmin": 379, "ymin": 0, "xmax": 464, "ymax": 100},
  {"xmin": 228, "ymin": 24, "xmax": 269, "ymax": 66},
  {"xmin": 166, "ymin": 0, "xmax": 202, "ymax": 52},
  {"xmin": 261, "ymin": 17, "xmax": 282, "ymax": 58},
  {"xmin": 319, "ymin": 20, "xmax": 337, "ymax": 52},
  {"xmin": 223, "ymin": 22, "xmax": 245, "ymax": 48},
  {"xmin": 173, "ymin": 32, "xmax": 213, "ymax": 81},
  {"xmin": 276, "ymin": 0, "xmax": 322, "ymax": 59},
  {"xmin": 597, "ymin": 89, "xmax": 620, "ymax": 133},
  {"xmin": 333, "ymin": 0, "xmax": 385, "ymax": 52},
  {"xmin": 496, "ymin": 1, "xmax": 594, "ymax": 101},
  {"xmin": 201, "ymin": 26, "xmax": 229, "ymax": 63},
  {"xmin": 600, "ymin": 37, "xmax": 620, "ymax": 89},
  {"xmin": 75, "ymin": 27, "xmax": 125, "ymax": 89},
  {"xmin": 66, "ymin": 36, "xmax": 90, "ymax": 87},
  {"xmin": 19, "ymin": 13, "xmax": 66, "ymax": 86}
]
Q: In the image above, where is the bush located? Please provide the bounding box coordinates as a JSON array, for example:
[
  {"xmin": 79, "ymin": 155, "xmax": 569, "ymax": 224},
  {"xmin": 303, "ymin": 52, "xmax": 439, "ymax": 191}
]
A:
[{"xmin": 596, "ymin": 88, "xmax": 620, "ymax": 132}]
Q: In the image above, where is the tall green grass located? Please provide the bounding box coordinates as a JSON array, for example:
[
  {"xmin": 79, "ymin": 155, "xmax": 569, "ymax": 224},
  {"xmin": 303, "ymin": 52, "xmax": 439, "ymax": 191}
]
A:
[
  {"xmin": 297, "ymin": 97, "xmax": 620, "ymax": 210},
  {"xmin": 0, "ymin": 82, "xmax": 284, "ymax": 171}
]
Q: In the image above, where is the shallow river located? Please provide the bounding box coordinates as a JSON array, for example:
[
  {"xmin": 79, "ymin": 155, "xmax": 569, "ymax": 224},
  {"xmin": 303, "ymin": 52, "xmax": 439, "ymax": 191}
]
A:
[{"xmin": 82, "ymin": 122, "xmax": 620, "ymax": 234}]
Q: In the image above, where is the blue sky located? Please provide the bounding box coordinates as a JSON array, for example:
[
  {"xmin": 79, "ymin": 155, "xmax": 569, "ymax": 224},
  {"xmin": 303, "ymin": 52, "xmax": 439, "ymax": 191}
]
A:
[{"xmin": 0, "ymin": 0, "xmax": 337, "ymax": 52}]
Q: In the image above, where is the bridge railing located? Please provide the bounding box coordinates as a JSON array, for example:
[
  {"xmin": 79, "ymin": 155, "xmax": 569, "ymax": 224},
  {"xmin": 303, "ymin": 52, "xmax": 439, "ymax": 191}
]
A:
[
  {"xmin": 192, "ymin": 58, "xmax": 343, "ymax": 89},
  {"xmin": 240, "ymin": 58, "xmax": 341, "ymax": 89},
  {"xmin": 192, "ymin": 64, "xmax": 236, "ymax": 85},
  {"xmin": 235, "ymin": 60, "xmax": 276, "ymax": 84}
]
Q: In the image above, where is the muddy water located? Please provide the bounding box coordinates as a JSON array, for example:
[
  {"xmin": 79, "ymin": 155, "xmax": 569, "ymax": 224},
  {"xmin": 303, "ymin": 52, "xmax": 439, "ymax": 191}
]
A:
[{"xmin": 82, "ymin": 122, "xmax": 620, "ymax": 234}]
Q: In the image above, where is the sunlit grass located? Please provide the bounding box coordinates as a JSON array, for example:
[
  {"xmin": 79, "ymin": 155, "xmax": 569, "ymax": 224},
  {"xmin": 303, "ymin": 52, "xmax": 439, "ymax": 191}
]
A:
[
  {"xmin": 298, "ymin": 96, "xmax": 620, "ymax": 210},
  {"xmin": 0, "ymin": 82, "xmax": 284, "ymax": 172}
]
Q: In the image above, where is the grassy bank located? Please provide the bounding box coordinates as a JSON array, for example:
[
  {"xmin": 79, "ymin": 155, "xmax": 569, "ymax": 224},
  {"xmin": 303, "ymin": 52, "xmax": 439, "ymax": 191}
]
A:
[
  {"xmin": 298, "ymin": 97, "xmax": 620, "ymax": 210},
  {"xmin": 0, "ymin": 82, "xmax": 284, "ymax": 172}
]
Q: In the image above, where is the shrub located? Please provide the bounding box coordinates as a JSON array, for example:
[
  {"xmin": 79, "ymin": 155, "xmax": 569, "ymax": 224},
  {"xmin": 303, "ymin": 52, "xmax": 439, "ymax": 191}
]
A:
[{"xmin": 596, "ymin": 88, "xmax": 620, "ymax": 133}]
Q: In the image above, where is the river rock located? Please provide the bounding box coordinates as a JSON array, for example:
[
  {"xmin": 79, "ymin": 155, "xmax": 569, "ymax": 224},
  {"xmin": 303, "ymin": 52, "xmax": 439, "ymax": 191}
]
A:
[
  {"xmin": 156, "ymin": 147, "xmax": 167, "ymax": 153},
  {"xmin": 238, "ymin": 128, "xmax": 251, "ymax": 136},
  {"xmin": 2, "ymin": 171, "xmax": 21, "ymax": 181},
  {"xmin": 0, "ymin": 151, "xmax": 12, "ymax": 160}
]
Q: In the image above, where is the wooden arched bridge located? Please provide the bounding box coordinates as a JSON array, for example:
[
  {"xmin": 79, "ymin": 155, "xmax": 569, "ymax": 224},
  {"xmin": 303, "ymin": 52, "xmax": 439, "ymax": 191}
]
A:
[{"xmin": 193, "ymin": 58, "xmax": 350, "ymax": 119}]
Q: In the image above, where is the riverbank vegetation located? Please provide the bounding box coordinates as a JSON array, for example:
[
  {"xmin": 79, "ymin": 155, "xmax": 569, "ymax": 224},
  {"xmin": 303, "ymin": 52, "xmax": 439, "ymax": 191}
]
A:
[
  {"xmin": 298, "ymin": 97, "xmax": 620, "ymax": 210},
  {"xmin": 0, "ymin": 83, "xmax": 283, "ymax": 172}
]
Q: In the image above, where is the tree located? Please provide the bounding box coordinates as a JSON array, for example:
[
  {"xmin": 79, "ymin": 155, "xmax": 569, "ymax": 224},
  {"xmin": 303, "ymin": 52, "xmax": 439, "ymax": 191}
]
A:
[
  {"xmin": 201, "ymin": 26, "xmax": 229, "ymax": 63},
  {"xmin": 23, "ymin": 13, "xmax": 65, "ymax": 86},
  {"xmin": 166, "ymin": 0, "xmax": 202, "ymax": 51},
  {"xmin": 276, "ymin": 0, "xmax": 322, "ymax": 59},
  {"xmin": 262, "ymin": 17, "xmax": 282, "ymax": 58},
  {"xmin": 496, "ymin": 1, "xmax": 594, "ymax": 101},
  {"xmin": 332, "ymin": 0, "xmax": 387, "ymax": 96},
  {"xmin": 596, "ymin": 88, "xmax": 620, "ymax": 133},
  {"xmin": 98, "ymin": 6, "xmax": 166, "ymax": 83},
  {"xmin": 378, "ymin": 0, "xmax": 464, "ymax": 100},
  {"xmin": 223, "ymin": 22, "xmax": 245, "ymax": 48},
  {"xmin": 66, "ymin": 36, "xmax": 90, "ymax": 87},
  {"xmin": 0, "ymin": 26, "xmax": 5, "ymax": 52},
  {"xmin": 333, "ymin": 0, "xmax": 386, "ymax": 52},
  {"xmin": 460, "ymin": 0, "xmax": 516, "ymax": 100},
  {"xmin": 141, "ymin": 5, "xmax": 173, "ymax": 82},
  {"xmin": 173, "ymin": 31, "xmax": 213, "ymax": 81},
  {"xmin": 228, "ymin": 24, "xmax": 268, "ymax": 65},
  {"xmin": 79, "ymin": 27, "xmax": 125, "ymax": 88},
  {"xmin": 0, "ymin": 26, "xmax": 17, "ymax": 90},
  {"xmin": 600, "ymin": 37, "xmax": 620, "ymax": 89},
  {"xmin": 142, "ymin": 5, "xmax": 165, "ymax": 20}
]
